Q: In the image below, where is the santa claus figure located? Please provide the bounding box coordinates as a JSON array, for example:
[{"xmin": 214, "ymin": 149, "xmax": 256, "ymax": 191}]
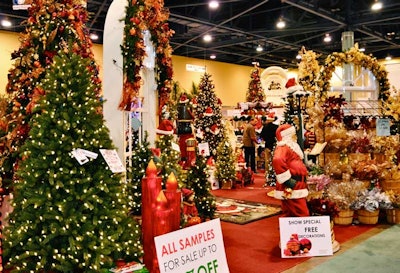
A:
[{"xmin": 272, "ymin": 124, "xmax": 309, "ymax": 217}]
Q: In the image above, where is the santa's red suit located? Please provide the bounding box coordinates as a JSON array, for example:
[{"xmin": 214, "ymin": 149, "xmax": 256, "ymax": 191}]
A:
[{"xmin": 272, "ymin": 124, "xmax": 309, "ymax": 217}]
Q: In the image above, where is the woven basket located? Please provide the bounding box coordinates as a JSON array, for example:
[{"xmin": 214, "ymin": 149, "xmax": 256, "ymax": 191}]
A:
[
  {"xmin": 381, "ymin": 180, "xmax": 400, "ymax": 193},
  {"xmin": 357, "ymin": 209, "xmax": 379, "ymax": 225},
  {"xmin": 334, "ymin": 210, "xmax": 354, "ymax": 225},
  {"xmin": 386, "ymin": 208, "xmax": 400, "ymax": 224}
]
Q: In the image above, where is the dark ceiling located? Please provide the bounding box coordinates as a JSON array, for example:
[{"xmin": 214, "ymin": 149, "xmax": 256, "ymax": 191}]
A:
[{"xmin": 1, "ymin": 0, "xmax": 400, "ymax": 68}]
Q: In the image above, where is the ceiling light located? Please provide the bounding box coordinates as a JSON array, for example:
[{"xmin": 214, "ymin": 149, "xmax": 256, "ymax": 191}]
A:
[
  {"xmin": 209, "ymin": 1, "xmax": 219, "ymax": 9},
  {"xmin": 371, "ymin": 1, "xmax": 383, "ymax": 11},
  {"xmin": 203, "ymin": 34, "xmax": 212, "ymax": 42},
  {"xmin": 90, "ymin": 33, "xmax": 99, "ymax": 40},
  {"xmin": 359, "ymin": 46, "xmax": 365, "ymax": 52},
  {"xmin": 210, "ymin": 54, "xmax": 216, "ymax": 59},
  {"xmin": 323, "ymin": 33, "xmax": 332, "ymax": 43},
  {"xmin": 1, "ymin": 19, "xmax": 12, "ymax": 27},
  {"xmin": 296, "ymin": 54, "xmax": 302, "ymax": 60},
  {"xmin": 276, "ymin": 18, "xmax": 286, "ymax": 29},
  {"xmin": 256, "ymin": 45, "xmax": 263, "ymax": 52},
  {"xmin": 385, "ymin": 55, "xmax": 392, "ymax": 61}
]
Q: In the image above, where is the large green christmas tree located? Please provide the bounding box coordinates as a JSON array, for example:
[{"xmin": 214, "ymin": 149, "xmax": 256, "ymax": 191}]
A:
[
  {"xmin": 3, "ymin": 53, "xmax": 142, "ymax": 272},
  {"xmin": 0, "ymin": 0, "xmax": 100, "ymax": 192},
  {"xmin": 193, "ymin": 73, "xmax": 224, "ymax": 158}
]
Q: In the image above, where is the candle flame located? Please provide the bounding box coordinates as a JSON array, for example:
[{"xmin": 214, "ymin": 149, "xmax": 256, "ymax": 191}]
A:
[
  {"xmin": 146, "ymin": 159, "xmax": 157, "ymax": 176},
  {"xmin": 156, "ymin": 191, "xmax": 168, "ymax": 210},
  {"xmin": 166, "ymin": 172, "xmax": 178, "ymax": 191}
]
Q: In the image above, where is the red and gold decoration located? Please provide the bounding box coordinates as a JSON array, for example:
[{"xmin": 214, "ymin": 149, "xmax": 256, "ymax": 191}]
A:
[
  {"xmin": 121, "ymin": 0, "xmax": 174, "ymax": 112},
  {"xmin": 141, "ymin": 160, "xmax": 181, "ymax": 273}
]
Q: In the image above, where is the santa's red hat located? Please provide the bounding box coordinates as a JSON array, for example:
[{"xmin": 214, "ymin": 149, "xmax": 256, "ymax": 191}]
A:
[
  {"xmin": 285, "ymin": 78, "xmax": 296, "ymax": 89},
  {"xmin": 182, "ymin": 188, "xmax": 194, "ymax": 198},
  {"xmin": 204, "ymin": 107, "xmax": 213, "ymax": 116},
  {"xmin": 276, "ymin": 124, "xmax": 296, "ymax": 141},
  {"xmin": 191, "ymin": 97, "xmax": 198, "ymax": 107},
  {"xmin": 156, "ymin": 119, "xmax": 174, "ymax": 135},
  {"xmin": 210, "ymin": 124, "xmax": 220, "ymax": 135},
  {"xmin": 285, "ymin": 78, "xmax": 303, "ymax": 94},
  {"xmin": 179, "ymin": 93, "xmax": 189, "ymax": 103}
]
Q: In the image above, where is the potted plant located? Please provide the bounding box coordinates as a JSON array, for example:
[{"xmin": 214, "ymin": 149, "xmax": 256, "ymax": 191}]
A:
[
  {"xmin": 326, "ymin": 180, "xmax": 365, "ymax": 225},
  {"xmin": 350, "ymin": 187, "xmax": 392, "ymax": 224},
  {"xmin": 386, "ymin": 190, "xmax": 400, "ymax": 224}
]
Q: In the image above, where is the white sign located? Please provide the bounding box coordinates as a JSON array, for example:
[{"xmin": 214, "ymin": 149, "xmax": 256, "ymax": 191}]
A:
[
  {"xmin": 186, "ymin": 64, "xmax": 206, "ymax": 73},
  {"xmin": 376, "ymin": 118, "xmax": 391, "ymax": 136},
  {"xmin": 155, "ymin": 218, "xmax": 230, "ymax": 273},
  {"xmin": 279, "ymin": 216, "xmax": 333, "ymax": 258},
  {"xmin": 198, "ymin": 142, "xmax": 210, "ymax": 157},
  {"xmin": 99, "ymin": 149, "xmax": 126, "ymax": 173}
]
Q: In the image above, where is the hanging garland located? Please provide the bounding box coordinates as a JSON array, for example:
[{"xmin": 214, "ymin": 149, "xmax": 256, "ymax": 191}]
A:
[
  {"xmin": 120, "ymin": 0, "xmax": 174, "ymax": 112},
  {"xmin": 317, "ymin": 44, "xmax": 391, "ymax": 102}
]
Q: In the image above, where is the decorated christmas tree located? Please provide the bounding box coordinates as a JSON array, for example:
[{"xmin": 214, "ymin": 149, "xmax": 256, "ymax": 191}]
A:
[
  {"xmin": 155, "ymin": 134, "xmax": 184, "ymax": 186},
  {"xmin": 0, "ymin": 0, "xmax": 100, "ymax": 192},
  {"xmin": 246, "ymin": 64, "xmax": 265, "ymax": 102},
  {"xmin": 193, "ymin": 73, "xmax": 224, "ymax": 158},
  {"xmin": 186, "ymin": 154, "xmax": 216, "ymax": 221},
  {"xmin": 3, "ymin": 52, "xmax": 142, "ymax": 272},
  {"xmin": 215, "ymin": 127, "xmax": 237, "ymax": 188},
  {"xmin": 126, "ymin": 131, "xmax": 153, "ymax": 216}
]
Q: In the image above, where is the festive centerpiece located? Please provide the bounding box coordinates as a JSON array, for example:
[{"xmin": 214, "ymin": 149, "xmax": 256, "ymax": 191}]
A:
[
  {"xmin": 326, "ymin": 180, "xmax": 365, "ymax": 225},
  {"xmin": 350, "ymin": 187, "xmax": 392, "ymax": 224}
]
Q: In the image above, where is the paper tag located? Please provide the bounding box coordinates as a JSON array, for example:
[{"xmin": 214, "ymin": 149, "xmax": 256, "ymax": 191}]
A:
[
  {"xmin": 71, "ymin": 149, "xmax": 89, "ymax": 165},
  {"xmin": 100, "ymin": 149, "xmax": 126, "ymax": 173},
  {"xmin": 77, "ymin": 148, "xmax": 98, "ymax": 159},
  {"xmin": 171, "ymin": 142, "xmax": 180, "ymax": 152}
]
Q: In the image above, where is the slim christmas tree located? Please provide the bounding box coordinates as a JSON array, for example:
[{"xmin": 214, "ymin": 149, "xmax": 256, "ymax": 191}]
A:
[
  {"xmin": 193, "ymin": 73, "xmax": 224, "ymax": 158},
  {"xmin": 246, "ymin": 64, "xmax": 265, "ymax": 102},
  {"xmin": 3, "ymin": 53, "xmax": 142, "ymax": 272},
  {"xmin": 186, "ymin": 154, "xmax": 216, "ymax": 221},
  {"xmin": 155, "ymin": 134, "xmax": 184, "ymax": 186},
  {"xmin": 215, "ymin": 127, "xmax": 237, "ymax": 188},
  {"xmin": 126, "ymin": 131, "xmax": 153, "ymax": 216},
  {"xmin": 1, "ymin": 0, "xmax": 100, "ymax": 191}
]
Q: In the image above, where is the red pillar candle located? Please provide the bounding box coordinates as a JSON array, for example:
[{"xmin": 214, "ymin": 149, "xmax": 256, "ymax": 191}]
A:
[
  {"xmin": 164, "ymin": 173, "xmax": 182, "ymax": 231},
  {"xmin": 152, "ymin": 191, "xmax": 173, "ymax": 273},
  {"xmin": 142, "ymin": 159, "xmax": 162, "ymax": 273}
]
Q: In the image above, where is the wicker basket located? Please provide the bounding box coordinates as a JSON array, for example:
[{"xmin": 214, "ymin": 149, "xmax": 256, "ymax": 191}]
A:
[
  {"xmin": 381, "ymin": 180, "xmax": 400, "ymax": 193},
  {"xmin": 334, "ymin": 210, "xmax": 354, "ymax": 225},
  {"xmin": 386, "ymin": 208, "xmax": 400, "ymax": 224},
  {"xmin": 357, "ymin": 209, "xmax": 379, "ymax": 225}
]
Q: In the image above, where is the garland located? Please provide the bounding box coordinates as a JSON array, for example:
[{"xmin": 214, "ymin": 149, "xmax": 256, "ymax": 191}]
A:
[
  {"xmin": 120, "ymin": 0, "xmax": 174, "ymax": 112},
  {"xmin": 317, "ymin": 44, "xmax": 390, "ymax": 101}
]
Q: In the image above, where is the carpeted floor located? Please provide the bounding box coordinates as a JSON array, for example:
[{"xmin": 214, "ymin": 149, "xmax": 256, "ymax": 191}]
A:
[
  {"xmin": 212, "ymin": 173, "xmax": 383, "ymax": 273},
  {"xmin": 215, "ymin": 196, "xmax": 281, "ymax": 224}
]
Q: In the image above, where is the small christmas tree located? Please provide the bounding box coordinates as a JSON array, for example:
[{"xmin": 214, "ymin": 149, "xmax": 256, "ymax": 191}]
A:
[
  {"xmin": 246, "ymin": 64, "xmax": 265, "ymax": 102},
  {"xmin": 215, "ymin": 127, "xmax": 237, "ymax": 188},
  {"xmin": 3, "ymin": 53, "xmax": 142, "ymax": 272},
  {"xmin": 193, "ymin": 73, "xmax": 224, "ymax": 158},
  {"xmin": 126, "ymin": 131, "xmax": 153, "ymax": 216},
  {"xmin": 155, "ymin": 134, "xmax": 184, "ymax": 186},
  {"xmin": 186, "ymin": 154, "xmax": 216, "ymax": 221}
]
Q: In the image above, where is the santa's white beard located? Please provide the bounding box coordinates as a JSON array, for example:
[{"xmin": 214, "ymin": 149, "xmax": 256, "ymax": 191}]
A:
[{"xmin": 277, "ymin": 139, "xmax": 304, "ymax": 159}]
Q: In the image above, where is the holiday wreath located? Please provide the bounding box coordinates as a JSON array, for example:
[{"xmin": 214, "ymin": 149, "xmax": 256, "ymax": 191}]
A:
[{"xmin": 121, "ymin": 0, "xmax": 174, "ymax": 112}]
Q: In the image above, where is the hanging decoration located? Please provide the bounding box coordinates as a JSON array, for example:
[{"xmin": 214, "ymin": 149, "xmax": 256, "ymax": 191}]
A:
[
  {"xmin": 317, "ymin": 44, "xmax": 391, "ymax": 102},
  {"xmin": 121, "ymin": 0, "xmax": 174, "ymax": 112}
]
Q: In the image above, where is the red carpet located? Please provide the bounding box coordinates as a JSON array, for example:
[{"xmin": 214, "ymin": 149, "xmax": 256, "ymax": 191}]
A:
[{"xmin": 212, "ymin": 173, "xmax": 374, "ymax": 273}]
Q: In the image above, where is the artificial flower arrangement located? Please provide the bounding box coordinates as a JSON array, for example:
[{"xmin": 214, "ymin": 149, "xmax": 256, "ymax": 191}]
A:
[
  {"xmin": 386, "ymin": 190, "xmax": 400, "ymax": 209},
  {"xmin": 307, "ymin": 197, "xmax": 339, "ymax": 219},
  {"xmin": 350, "ymin": 187, "xmax": 392, "ymax": 212},
  {"xmin": 326, "ymin": 180, "xmax": 366, "ymax": 211}
]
